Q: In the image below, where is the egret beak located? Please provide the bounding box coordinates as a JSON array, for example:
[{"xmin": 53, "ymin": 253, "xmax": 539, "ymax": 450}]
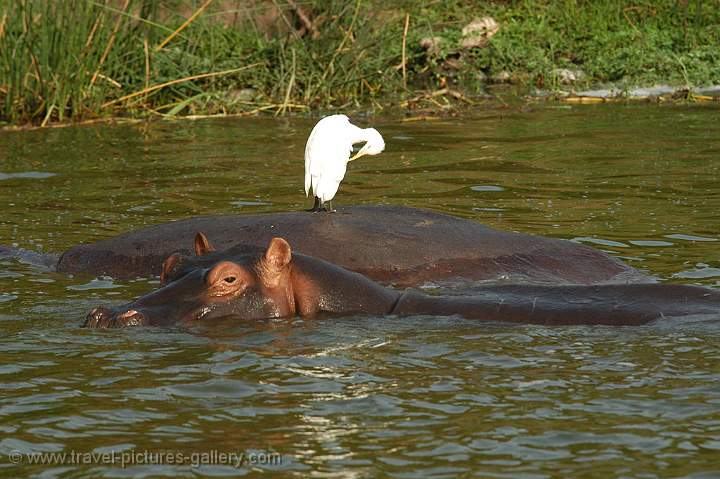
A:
[{"xmin": 349, "ymin": 144, "xmax": 370, "ymax": 162}]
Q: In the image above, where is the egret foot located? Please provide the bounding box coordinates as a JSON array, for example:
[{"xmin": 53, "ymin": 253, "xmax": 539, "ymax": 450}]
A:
[
  {"xmin": 307, "ymin": 196, "xmax": 322, "ymax": 212},
  {"xmin": 323, "ymin": 201, "xmax": 336, "ymax": 213}
]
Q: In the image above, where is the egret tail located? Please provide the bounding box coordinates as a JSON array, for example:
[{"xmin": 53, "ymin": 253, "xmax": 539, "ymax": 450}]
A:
[{"xmin": 304, "ymin": 172, "xmax": 312, "ymax": 197}]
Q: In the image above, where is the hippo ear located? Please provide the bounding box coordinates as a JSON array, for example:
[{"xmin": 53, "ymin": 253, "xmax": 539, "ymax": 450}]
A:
[
  {"xmin": 160, "ymin": 252, "xmax": 181, "ymax": 285},
  {"xmin": 194, "ymin": 232, "xmax": 216, "ymax": 256},
  {"xmin": 264, "ymin": 237, "xmax": 292, "ymax": 270}
]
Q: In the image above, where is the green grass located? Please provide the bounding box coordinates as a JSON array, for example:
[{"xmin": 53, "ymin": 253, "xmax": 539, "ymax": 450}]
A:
[
  {"xmin": 0, "ymin": 0, "xmax": 153, "ymax": 124},
  {"xmin": 0, "ymin": 0, "xmax": 718, "ymax": 127},
  {"xmin": 477, "ymin": 0, "xmax": 720, "ymax": 89}
]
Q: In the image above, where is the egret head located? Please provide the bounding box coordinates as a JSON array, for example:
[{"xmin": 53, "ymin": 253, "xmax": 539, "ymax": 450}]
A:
[{"xmin": 349, "ymin": 128, "xmax": 385, "ymax": 161}]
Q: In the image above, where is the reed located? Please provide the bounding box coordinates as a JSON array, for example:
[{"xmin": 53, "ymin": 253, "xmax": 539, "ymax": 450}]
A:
[
  {"xmin": 0, "ymin": 0, "xmax": 718, "ymax": 127},
  {"xmin": 0, "ymin": 0, "xmax": 412, "ymax": 125},
  {"xmin": 0, "ymin": 0, "xmax": 144, "ymax": 124}
]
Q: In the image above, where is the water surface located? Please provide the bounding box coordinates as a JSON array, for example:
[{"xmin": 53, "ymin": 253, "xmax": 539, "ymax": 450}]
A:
[{"xmin": 1, "ymin": 105, "xmax": 719, "ymax": 477}]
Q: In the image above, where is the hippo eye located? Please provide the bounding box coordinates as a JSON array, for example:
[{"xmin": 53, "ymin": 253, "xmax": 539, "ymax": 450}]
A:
[{"xmin": 224, "ymin": 276, "xmax": 236, "ymax": 284}]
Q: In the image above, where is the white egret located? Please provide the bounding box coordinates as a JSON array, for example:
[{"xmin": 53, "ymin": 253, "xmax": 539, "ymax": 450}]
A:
[{"xmin": 304, "ymin": 114, "xmax": 385, "ymax": 212}]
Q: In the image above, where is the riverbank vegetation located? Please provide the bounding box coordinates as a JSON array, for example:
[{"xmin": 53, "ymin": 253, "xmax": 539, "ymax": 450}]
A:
[{"xmin": 1, "ymin": 0, "xmax": 718, "ymax": 127}]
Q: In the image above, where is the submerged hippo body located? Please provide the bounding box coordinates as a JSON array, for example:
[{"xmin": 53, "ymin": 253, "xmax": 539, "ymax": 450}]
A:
[
  {"xmin": 58, "ymin": 206, "xmax": 645, "ymax": 286},
  {"xmin": 85, "ymin": 234, "xmax": 720, "ymax": 328}
]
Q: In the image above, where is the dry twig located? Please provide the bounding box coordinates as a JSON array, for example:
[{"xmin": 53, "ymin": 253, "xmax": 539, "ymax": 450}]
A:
[
  {"xmin": 401, "ymin": 13, "xmax": 410, "ymax": 89},
  {"xmin": 101, "ymin": 63, "xmax": 262, "ymax": 108},
  {"xmin": 90, "ymin": 0, "xmax": 130, "ymax": 87},
  {"xmin": 155, "ymin": 0, "xmax": 214, "ymax": 51}
]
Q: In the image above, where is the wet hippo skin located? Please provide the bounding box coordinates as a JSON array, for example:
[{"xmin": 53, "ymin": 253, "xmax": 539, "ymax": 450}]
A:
[
  {"xmin": 84, "ymin": 234, "xmax": 718, "ymax": 328},
  {"xmin": 59, "ymin": 206, "xmax": 647, "ymax": 286}
]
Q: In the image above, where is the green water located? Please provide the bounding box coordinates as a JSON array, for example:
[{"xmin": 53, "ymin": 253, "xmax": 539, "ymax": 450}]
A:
[{"xmin": 1, "ymin": 105, "xmax": 719, "ymax": 477}]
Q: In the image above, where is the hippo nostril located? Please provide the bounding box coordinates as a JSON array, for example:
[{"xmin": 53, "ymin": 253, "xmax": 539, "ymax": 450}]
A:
[{"xmin": 116, "ymin": 309, "xmax": 146, "ymax": 327}]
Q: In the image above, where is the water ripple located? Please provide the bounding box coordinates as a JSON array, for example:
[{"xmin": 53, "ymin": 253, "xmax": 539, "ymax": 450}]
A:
[{"xmin": 1, "ymin": 108, "xmax": 720, "ymax": 476}]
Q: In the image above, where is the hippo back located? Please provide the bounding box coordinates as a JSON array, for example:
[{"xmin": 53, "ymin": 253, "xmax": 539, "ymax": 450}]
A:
[{"xmin": 57, "ymin": 205, "xmax": 648, "ymax": 286}]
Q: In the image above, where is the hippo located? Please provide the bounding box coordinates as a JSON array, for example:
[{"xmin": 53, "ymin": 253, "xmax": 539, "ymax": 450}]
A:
[
  {"xmin": 44, "ymin": 206, "xmax": 647, "ymax": 286},
  {"xmin": 84, "ymin": 233, "xmax": 720, "ymax": 328}
]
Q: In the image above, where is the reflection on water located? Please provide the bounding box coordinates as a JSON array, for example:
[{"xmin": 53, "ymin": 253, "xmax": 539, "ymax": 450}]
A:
[{"xmin": 0, "ymin": 104, "xmax": 719, "ymax": 476}]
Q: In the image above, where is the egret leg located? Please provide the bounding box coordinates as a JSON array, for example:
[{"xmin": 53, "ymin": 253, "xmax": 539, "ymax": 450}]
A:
[
  {"xmin": 306, "ymin": 196, "xmax": 321, "ymax": 212},
  {"xmin": 324, "ymin": 200, "xmax": 336, "ymax": 213}
]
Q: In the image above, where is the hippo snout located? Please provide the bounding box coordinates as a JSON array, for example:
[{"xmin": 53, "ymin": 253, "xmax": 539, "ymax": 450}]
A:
[{"xmin": 85, "ymin": 307, "xmax": 147, "ymax": 328}]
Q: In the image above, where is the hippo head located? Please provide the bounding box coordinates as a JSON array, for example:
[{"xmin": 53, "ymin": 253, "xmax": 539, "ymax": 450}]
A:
[{"xmin": 84, "ymin": 233, "xmax": 297, "ymax": 328}]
